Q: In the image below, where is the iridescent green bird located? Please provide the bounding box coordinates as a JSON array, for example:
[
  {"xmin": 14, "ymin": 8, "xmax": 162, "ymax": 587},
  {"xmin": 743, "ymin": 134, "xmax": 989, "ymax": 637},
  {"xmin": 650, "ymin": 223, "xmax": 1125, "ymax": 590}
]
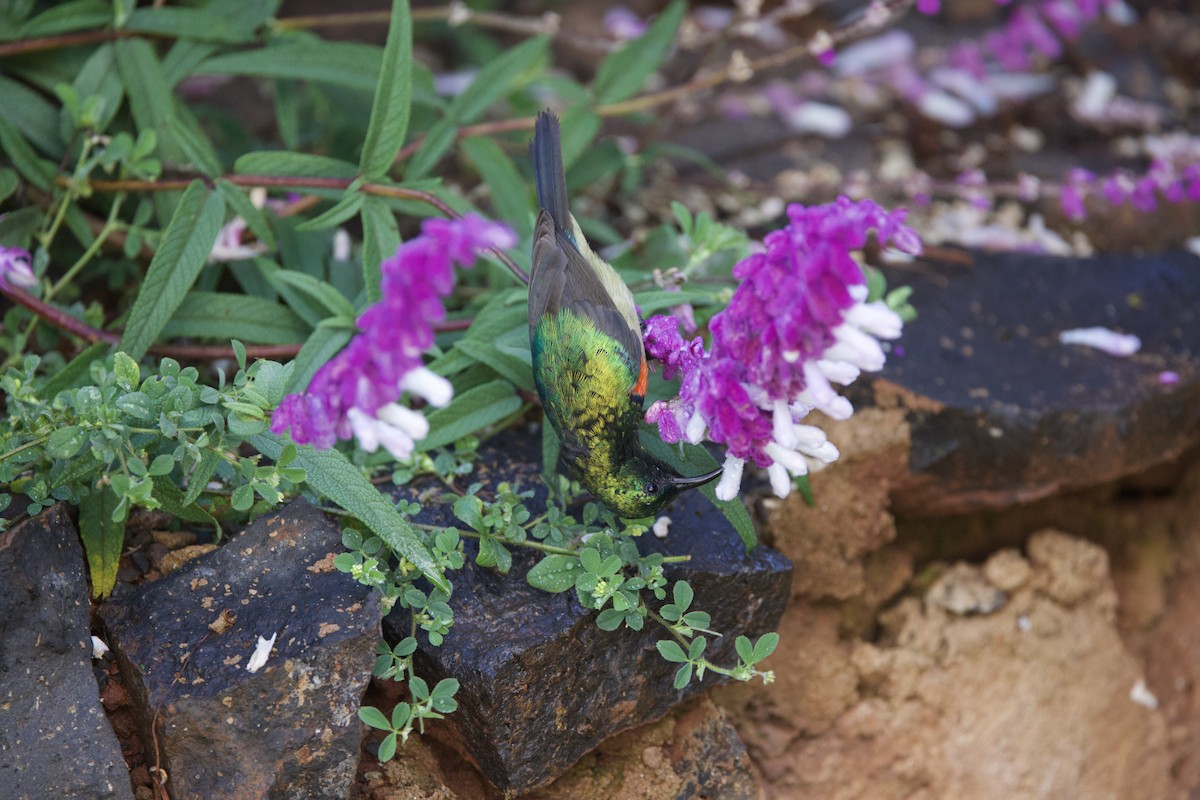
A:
[{"xmin": 527, "ymin": 112, "xmax": 720, "ymax": 518}]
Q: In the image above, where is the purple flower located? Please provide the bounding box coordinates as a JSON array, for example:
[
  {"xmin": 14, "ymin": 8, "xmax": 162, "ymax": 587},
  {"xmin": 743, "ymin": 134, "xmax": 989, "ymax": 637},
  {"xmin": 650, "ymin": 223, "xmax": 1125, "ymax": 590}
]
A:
[
  {"xmin": 271, "ymin": 215, "xmax": 516, "ymax": 458},
  {"xmin": 644, "ymin": 198, "xmax": 917, "ymax": 500},
  {"xmin": 0, "ymin": 246, "xmax": 36, "ymax": 288},
  {"xmin": 604, "ymin": 6, "xmax": 647, "ymax": 40},
  {"xmin": 916, "ymin": 0, "xmax": 941, "ymax": 14}
]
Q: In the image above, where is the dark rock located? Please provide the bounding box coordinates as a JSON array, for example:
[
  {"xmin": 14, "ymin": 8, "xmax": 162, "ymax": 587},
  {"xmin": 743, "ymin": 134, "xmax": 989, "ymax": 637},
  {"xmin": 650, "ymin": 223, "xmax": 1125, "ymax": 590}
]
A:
[
  {"xmin": 99, "ymin": 499, "xmax": 380, "ymax": 800},
  {"xmin": 384, "ymin": 435, "xmax": 791, "ymax": 797},
  {"xmin": 867, "ymin": 249, "xmax": 1200, "ymax": 516},
  {"xmin": 0, "ymin": 504, "xmax": 134, "ymax": 800}
]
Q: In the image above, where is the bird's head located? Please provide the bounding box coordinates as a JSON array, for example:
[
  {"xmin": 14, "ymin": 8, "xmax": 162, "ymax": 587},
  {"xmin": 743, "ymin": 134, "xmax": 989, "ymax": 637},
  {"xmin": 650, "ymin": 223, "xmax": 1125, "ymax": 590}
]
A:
[{"xmin": 599, "ymin": 453, "xmax": 722, "ymax": 519}]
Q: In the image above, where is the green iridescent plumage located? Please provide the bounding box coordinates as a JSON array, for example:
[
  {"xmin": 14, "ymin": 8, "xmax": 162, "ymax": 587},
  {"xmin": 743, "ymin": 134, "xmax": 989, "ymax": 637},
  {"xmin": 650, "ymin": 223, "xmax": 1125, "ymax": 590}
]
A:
[{"xmin": 527, "ymin": 112, "xmax": 719, "ymax": 518}]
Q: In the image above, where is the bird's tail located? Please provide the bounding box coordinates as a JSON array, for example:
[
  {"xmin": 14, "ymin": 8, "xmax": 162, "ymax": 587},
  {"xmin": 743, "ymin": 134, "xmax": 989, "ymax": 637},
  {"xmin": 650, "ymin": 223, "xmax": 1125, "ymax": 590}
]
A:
[{"xmin": 531, "ymin": 111, "xmax": 570, "ymax": 231}]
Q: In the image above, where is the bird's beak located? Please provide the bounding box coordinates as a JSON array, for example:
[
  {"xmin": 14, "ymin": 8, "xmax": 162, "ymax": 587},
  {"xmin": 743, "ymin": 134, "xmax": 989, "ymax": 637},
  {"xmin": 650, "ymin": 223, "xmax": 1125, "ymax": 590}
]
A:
[{"xmin": 669, "ymin": 467, "xmax": 723, "ymax": 490}]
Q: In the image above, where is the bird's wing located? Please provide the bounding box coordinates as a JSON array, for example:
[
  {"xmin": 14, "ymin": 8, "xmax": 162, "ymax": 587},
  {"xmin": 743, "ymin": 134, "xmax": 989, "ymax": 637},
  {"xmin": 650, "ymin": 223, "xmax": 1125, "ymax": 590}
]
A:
[{"xmin": 529, "ymin": 210, "xmax": 646, "ymax": 392}]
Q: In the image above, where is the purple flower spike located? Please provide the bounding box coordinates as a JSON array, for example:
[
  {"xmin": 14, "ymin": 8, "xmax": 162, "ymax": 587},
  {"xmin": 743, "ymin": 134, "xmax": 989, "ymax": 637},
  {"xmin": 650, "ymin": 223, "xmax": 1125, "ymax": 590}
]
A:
[
  {"xmin": 643, "ymin": 198, "xmax": 916, "ymax": 501},
  {"xmin": 271, "ymin": 214, "xmax": 516, "ymax": 458}
]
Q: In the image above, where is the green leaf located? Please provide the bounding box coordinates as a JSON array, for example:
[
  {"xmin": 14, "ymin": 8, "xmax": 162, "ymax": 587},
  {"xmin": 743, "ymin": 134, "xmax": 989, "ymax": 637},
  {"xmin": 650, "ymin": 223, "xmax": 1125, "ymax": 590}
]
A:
[
  {"xmin": 593, "ymin": 0, "xmax": 685, "ymax": 104},
  {"xmin": 0, "ymin": 116, "xmax": 55, "ymax": 190},
  {"xmin": 525, "ymin": 554, "xmax": 580, "ymax": 593},
  {"xmin": 151, "ymin": 476, "xmax": 219, "ymax": 530},
  {"xmin": 0, "ymin": 75, "xmax": 59, "ymax": 153},
  {"xmin": 540, "ymin": 421, "xmax": 560, "ymax": 491},
  {"xmin": 451, "ymin": 36, "xmax": 549, "ymax": 123},
  {"xmin": 295, "ymin": 191, "xmax": 365, "ymax": 232},
  {"xmin": 404, "ymin": 115, "xmax": 456, "ymax": 181},
  {"xmin": 231, "ymin": 483, "xmax": 254, "ymax": 511},
  {"xmin": 360, "ymin": 196, "xmax": 400, "ymax": 304},
  {"xmin": 215, "ymin": 179, "xmax": 276, "ymax": 250},
  {"xmin": 558, "ymin": 106, "xmax": 600, "ymax": 170},
  {"xmin": 358, "ymin": 705, "xmax": 392, "ymax": 731},
  {"xmin": 46, "ymin": 426, "xmax": 85, "ymax": 459},
  {"xmin": 18, "ymin": 0, "xmax": 110, "ymax": 37},
  {"xmin": 453, "ymin": 338, "xmax": 532, "ymax": 393},
  {"xmin": 182, "ymin": 448, "xmax": 221, "ymax": 506},
  {"xmin": 377, "ymin": 732, "xmax": 398, "ymax": 762},
  {"xmin": 452, "ymin": 494, "xmax": 484, "ymax": 532},
  {"xmin": 263, "ymin": 269, "xmax": 356, "ymax": 320},
  {"xmin": 752, "ymin": 632, "xmax": 780, "ymax": 663},
  {"xmin": 199, "ymin": 42, "xmax": 385, "ymax": 93},
  {"xmin": 359, "ymin": 0, "xmax": 412, "ymax": 179},
  {"xmin": 596, "ymin": 607, "xmax": 625, "ymax": 631},
  {"xmin": 161, "ymin": 291, "xmax": 310, "ymax": 345},
  {"xmin": 672, "ymin": 580, "xmax": 693, "ymax": 611},
  {"xmin": 115, "ymin": 38, "xmax": 181, "ymax": 162},
  {"xmin": 420, "ymin": 380, "xmax": 522, "ymax": 451},
  {"xmin": 735, "ymin": 635, "xmax": 754, "ymax": 666},
  {"xmin": 580, "ymin": 547, "xmax": 602, "ymax": 574},
  {"xmin": 44, "ymin": 342, "xmax": 110, "ymax": 396},
  {"xmin": 79, "ymin": 489, "xmax": 126, "ymax": 598},
  {"xmin": 125, "ymin": 6, "xmax": 260, "ymax": 43},
  {"xmin": 72, "ymin": 44, "xmax": 124, "ymax": 133},
  {"xmin": 656, "ymin": 639, "xmax": 688, "ymax": 663},
  {"xmin": 166, "ymin": 113, "xmax": 222, "ymax": 178},
  {"xmin": 234, "ymin": 151, "xmax": 358, "ymax": 180},
  {"xmin": 0, "ymin": 167, "xmax": 17, "ymax": 203},
  {"xmin": 119, "ymin": 181, "xmax": 227, "ymax": 360},
  {"xmin": 461, "ymin": 136, "xmax": 531, "ymax": 238},
  {"xmin": 673, "ymin": 662, "xmax": 693, "ymax": 690},
  {"xmin": 251, "ymin": 433, "xmax": 447, "ymax": 592},
  {"xmin": 113, "ymin": 351, "xmax": 140, "ymax": 390}
]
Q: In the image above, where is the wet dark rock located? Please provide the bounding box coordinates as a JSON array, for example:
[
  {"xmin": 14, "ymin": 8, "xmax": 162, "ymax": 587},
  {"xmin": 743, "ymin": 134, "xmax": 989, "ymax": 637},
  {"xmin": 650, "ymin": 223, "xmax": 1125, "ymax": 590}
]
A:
[
  {"xmin": 868, "ymin": 249, "xmax": 1200, "ymax": 516},
  {"xmin": 0, "ymin": 504, "xmax": 134, "ymax": 800},
  {"xmin": 99, "ymin": 499, "xmax": 379, "ymax": 800},
  {"xmin": 384, "ymin": 435, "xmax": 792, "ymax": 797}
]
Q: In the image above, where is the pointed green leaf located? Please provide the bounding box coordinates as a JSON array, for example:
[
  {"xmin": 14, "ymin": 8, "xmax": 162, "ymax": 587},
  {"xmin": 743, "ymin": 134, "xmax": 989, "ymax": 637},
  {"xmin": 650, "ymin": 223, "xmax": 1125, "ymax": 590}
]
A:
[
  {"xmin": 199, "ymin": 42, "xmax": 385, "ymax": 93},
  {"xmin": 120, "ymin": 181, "xmax": 227, "ymax": 360},
  {"xmin": 419, "ymin": 380, "xmax": 521, "ymax": 451},
  {"xmin": 161, "ymin": 291, "xmax": 310, "ymax": 344},
  {"xmin": 360, "ymin": 196, "xmax": 400, "ymax": 304},
  {"xmin": 359, "ymin": 0, "xmax": 412, "ymax": 178},
  {"xmin": 461, "ymin": 136, "xmax": 530, "ymax": 238},
  {"xmin": 295, "ymin": 191, "xmax": 364, "ymax": 232},
  {"xmin": 404, "ymin": 115, "xmax": 456, "ymax": 181},
  {"xmin": 449, "ymin": 36, "xmax": 549, "ymax": 123},
  {"xmin": 250, "ymin": 433, "xmax": 447, "ymax": 592},
  {"xmin": 79, "ymin": 489, "xmax": 126, "ymax": 598},
  {"xmin": 234, "ymin": 151, "xmax": 358, "ymax": 180},
  {"xmin": 593, "ymin": 0, "xmax": 684, "ymax": 103},
  {"xmin": 215, "ymin": 179, "xmax": 275, "ymax": 250},
  {"xmin": 0, "ymin": 117, "xmax": 55, "ymax": 190}
]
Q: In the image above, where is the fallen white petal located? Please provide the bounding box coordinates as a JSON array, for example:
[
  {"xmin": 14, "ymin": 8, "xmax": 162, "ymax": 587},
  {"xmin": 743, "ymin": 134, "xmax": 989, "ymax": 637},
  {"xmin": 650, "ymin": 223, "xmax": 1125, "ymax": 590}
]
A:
[
  {"xmin": 1130, "ymin": 678, "xmax": 1158, "ymax": 710},
  {"xmin": 652, "ymin": 516, "xmax": 671, "ymax": 539},
  {"xmin": 91, "ymin": 636, "xmax": 110, "ymax": 659},
  {"xmin": 1059, "ymin": 327, "xmax": 1141, "ymax": 357},
  {"xmin": 918, "ymin": 90, "xmax": 974, "ymax": 128},
  {"xmin": 246, "ymin": 632, "xmax": 277, "ymax": 673}
]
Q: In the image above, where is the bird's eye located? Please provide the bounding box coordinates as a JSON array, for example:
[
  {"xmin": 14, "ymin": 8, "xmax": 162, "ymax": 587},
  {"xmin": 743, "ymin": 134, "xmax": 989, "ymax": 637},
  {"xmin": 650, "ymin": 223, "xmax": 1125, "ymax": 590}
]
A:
[{"xmin": 644, "ymin": 482, "xmax": 659, "ymax": 495}]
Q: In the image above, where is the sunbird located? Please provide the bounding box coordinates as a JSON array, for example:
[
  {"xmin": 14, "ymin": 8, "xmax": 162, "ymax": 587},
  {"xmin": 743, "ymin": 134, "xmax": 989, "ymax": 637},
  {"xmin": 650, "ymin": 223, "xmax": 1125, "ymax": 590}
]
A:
[{"xmin": 527, "ymin": 111, "xmax": 721, "ymax": 518}]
